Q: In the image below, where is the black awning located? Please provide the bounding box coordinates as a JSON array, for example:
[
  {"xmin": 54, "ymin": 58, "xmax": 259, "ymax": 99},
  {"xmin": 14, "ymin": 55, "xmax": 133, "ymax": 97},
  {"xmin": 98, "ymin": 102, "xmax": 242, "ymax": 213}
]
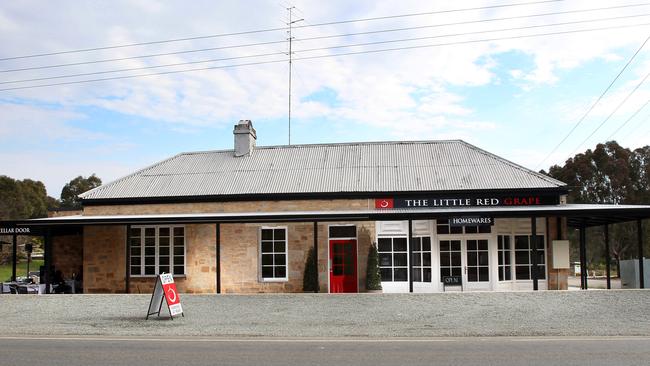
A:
[{"xmin": 5, "ymin": 203, "xmax": 650, "ymax": 228}]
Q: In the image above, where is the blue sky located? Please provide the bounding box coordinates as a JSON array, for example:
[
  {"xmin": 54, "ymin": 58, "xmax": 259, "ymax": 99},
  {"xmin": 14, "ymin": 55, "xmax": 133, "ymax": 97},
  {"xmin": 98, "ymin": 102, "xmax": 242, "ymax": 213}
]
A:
[{"xmin": 1, "ymin": 0, "xmax": 650, "ymax": 197}]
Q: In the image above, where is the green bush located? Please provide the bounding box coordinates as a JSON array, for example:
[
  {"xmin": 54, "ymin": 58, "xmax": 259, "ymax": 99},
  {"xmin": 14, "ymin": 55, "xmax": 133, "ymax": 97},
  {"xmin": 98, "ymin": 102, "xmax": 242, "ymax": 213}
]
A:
[
  {"xmin": 302, "ymin": 246, "xmax": 318, "ymax": 292},
  {"xmin": 366, "ymin": 243, "xmax": 382, "ymax": 291}
]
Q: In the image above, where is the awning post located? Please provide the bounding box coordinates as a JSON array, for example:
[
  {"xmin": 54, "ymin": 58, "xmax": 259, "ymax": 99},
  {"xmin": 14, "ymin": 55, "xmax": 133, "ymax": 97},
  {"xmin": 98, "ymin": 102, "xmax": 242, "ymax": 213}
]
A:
[
  {"xmin": 638, "ymin": 219, "xmax": 644, "ymax": 289},
  {"xmin": 408, "ymin": 219, "xmax": 413, "ymax": 293},
  {"xmin": 605, "ymin": 224, "xmax": 611, "ymax": 290},
  {"xmin": 43, "ymin": 228, "xmax": 52, "ymax": 294},
  {"xmin": 313, "ymin": 221, "xmax": 318, "ymax": 293},
  {"xmin": 579, "ymin": 224, "xmax": 587, "ymax": 290},
  {"xmin": 11, "ymin": 233, "xmax": 17, "ymax": 282},
  {"xmin": 125, "ymin": 224, "xmax": 131, "ymax": 294},
  {"xmin": 216, "ymin": 223, "xmax": 221, "ymax": 294},
  {"xmin": 531, "ymin": 217, "xmax": 538, "ymax": 291}
]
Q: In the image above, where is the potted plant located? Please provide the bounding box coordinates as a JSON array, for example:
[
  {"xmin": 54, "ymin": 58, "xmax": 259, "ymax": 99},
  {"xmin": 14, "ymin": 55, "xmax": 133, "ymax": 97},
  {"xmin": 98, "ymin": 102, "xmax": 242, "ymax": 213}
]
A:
[
  {"xmin": 302, "ymin": 246, "xmax": 319, "ymax": 292},
  {"xmin": 366, "ymin": 243, "xmax": 382, "ymax": 293}
]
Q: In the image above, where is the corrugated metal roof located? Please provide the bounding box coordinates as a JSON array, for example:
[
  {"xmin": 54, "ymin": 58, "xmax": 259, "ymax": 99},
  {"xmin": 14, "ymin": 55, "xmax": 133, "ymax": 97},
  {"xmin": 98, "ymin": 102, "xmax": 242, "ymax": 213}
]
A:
[{"xmin": 80, "ymin": 140, "xmax": 566, "ymax": 200}]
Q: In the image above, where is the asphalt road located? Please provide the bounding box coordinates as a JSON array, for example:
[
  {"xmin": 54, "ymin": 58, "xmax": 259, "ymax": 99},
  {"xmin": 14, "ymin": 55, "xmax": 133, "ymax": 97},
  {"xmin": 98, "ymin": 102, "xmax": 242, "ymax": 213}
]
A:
[{"xmin": 1, "ymin": 336, "xmax": 649, "ymax": 366}]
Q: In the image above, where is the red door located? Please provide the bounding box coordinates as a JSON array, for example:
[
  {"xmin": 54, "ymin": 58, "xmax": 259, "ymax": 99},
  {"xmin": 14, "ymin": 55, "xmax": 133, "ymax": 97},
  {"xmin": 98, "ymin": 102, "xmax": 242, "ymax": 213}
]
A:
[{"xmin": 329, "ymin": 239, "xmax": 358, "ymax": 293}]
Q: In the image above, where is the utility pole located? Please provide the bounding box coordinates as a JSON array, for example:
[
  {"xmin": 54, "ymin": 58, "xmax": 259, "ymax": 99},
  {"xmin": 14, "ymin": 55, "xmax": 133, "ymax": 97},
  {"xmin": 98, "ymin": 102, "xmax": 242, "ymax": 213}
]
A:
[{"xmin": 287, "ymin": 7, "xmax": 303, "ymax": 145}]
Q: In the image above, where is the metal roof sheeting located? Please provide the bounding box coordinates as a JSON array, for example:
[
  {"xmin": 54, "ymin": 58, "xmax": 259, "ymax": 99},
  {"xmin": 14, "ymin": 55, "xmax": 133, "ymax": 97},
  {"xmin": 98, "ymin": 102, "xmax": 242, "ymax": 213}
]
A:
[{"xmin": 79, "ymin": 140, "xmax": 566, "ymax": 200}]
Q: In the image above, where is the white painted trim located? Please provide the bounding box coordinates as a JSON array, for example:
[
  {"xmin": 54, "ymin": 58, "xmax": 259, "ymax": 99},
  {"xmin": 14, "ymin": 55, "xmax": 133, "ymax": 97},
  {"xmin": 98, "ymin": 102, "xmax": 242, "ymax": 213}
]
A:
[
  {"xmin": 494, "ymin": 218, "xmax": 548, "ymax": 283},
  {"xmin": 259, "ymin": 226, "xmax": 289, "ymax": 282},
  {"xmin": 129, "ymin": 224, "xmax": 186, "ymax": 277}
]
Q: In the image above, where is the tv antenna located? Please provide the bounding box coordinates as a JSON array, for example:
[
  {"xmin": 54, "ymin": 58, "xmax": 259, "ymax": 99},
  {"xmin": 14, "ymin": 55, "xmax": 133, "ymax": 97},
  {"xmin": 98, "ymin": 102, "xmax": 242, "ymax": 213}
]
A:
[{"xmin": 286, "ymin": 6, "xmax": 303, "ymax": 145}]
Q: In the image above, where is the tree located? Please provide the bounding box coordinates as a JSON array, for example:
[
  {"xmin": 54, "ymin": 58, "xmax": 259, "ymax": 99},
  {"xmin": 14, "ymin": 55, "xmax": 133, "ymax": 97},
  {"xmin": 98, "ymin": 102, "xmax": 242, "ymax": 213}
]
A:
[
  {"xmin": 0, "ymin": 175, "xmax": 54, "ymax": 220},
  {"xmin": 60, "ymin": 174, "xmax": 102, "ymax": 209},
  {"xmin": 546, "ymin": 141, "xmax": 650, "ymax": 275}
]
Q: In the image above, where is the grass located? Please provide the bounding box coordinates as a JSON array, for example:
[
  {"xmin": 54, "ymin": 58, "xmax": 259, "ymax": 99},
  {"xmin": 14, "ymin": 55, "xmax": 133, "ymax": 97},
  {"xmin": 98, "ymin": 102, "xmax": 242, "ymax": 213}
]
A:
[{"xmin": 0, "ymin": 259, "xmax": 44, "ymax": 282}]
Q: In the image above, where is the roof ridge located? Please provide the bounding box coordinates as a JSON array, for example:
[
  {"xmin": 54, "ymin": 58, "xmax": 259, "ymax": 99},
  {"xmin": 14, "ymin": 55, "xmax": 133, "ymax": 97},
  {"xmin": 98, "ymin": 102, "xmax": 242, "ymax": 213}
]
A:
[
  {"xmin": 457, "ymin": 140, "xmax": 566, "ymax": 187},
  {"xmin": 177, "ymin": 139, "xmax": 464, "ymax": 156}
]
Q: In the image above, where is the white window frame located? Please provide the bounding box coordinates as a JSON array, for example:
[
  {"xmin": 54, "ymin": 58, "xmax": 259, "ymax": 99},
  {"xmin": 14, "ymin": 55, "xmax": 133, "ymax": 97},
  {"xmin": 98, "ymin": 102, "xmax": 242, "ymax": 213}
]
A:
[
  {"xmin": 436, "ymin": 218, "xmax": 492, "ymax": 236},
  {"xmin": 377, "ymin": 236, "xmax": 409, "ymax": 282},
  {"xmin": 497, "ymin": 235, "xmax": 513, "ymax": 282},
  {"xmin": 513, "ymin": 234, "xmax": 547, "ymax": 281},
  {"xmin": 411, "ymin": 236, "xmax": 432, "ymax": 283},
  {"xmin": 129, "ymin": 225, "xmax": 186, "ymax": 277},
  {"xmin": 259, "ymin": 226, "xmax": 289, "ymax": 282}
]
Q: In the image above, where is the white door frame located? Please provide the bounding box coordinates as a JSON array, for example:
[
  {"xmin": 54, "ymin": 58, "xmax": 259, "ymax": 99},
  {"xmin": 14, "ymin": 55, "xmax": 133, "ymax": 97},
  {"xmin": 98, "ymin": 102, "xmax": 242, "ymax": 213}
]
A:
[{"xmin": 437, "ymin": 235, "xmax": 493, "ymax": 291}]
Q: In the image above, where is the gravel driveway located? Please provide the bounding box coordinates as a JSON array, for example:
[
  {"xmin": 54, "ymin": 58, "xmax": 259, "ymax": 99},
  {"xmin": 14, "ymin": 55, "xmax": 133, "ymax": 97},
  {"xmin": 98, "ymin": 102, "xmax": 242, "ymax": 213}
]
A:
[{"xmin": 1, "ymin": 290, "xmax": 649, "ymax": 337}]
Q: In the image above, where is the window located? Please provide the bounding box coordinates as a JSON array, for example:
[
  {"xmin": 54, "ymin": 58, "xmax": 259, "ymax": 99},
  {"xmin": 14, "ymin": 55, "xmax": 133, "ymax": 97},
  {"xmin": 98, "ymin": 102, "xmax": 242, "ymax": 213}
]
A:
[
  {"xmin": 498, "ymin": 235, "xmax": 512, "ymax": 281},
  {"xmin": 260, "ymin": 227, "xmax": 287, "ymax": 281},
  {"xmin": 514, "ymin": 235, "xmax": 546, "ymax": 280},
  {"xmin": 436, "ymin": 219, "xmax": 462, "ymax": 235},
  {"xmin": 329, "ymin": 225, "xmax": 356, "ymax": 238},
  {"xmin": 436, "ymin": 219, "xmax": 491, "ymax": 234},
  {"xmin": 377, "ymin": 237, "xmax": 408, "ymax": 282},
  {"xmin": 439, "ymin": 239, "xmax": 462, "ymax": 281},
  {"xmin": 411, "ymin": 237, "xmax": 432, "ymax": 282},
  {"xmin": 129, "ymin": 226, "xmax": 185, "ymax": 276},
  {"xmin": 466, "ymin": 239, "xmax": 489, "ymax": 282}
]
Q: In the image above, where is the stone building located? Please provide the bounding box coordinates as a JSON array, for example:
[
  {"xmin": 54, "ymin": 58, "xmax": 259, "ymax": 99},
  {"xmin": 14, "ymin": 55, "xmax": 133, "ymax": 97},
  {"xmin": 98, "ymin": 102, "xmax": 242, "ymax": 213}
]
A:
[{"xmin": 7, "ymin": 120, "xmax": 650, "ymax": 293}]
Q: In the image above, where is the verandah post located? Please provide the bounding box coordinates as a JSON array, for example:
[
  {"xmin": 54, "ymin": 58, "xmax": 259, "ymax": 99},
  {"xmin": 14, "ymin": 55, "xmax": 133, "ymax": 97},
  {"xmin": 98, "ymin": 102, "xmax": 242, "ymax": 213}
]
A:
[
  {"xmin": 408, "ymin": 219, "xmax": 413, "ymax": 293},
  {"xmin": 531, "ymin": 217, "xmax": 538, "ymax": 291},
  {"xmin": 11, "ymin": 233, "xmax": 17, "ymax": 282},
  {"xmin": 638, "ymin": 219, "xmax": 645, "ymax": 289},
  {"xmin": 580, "ymin": 222, "xmax": 587, "ymax": 290},
  {"xmin": 605, "ymin": 224, "xmax": 611, "ymax": 290},
  {"xmin": 313, "ymin": 221, "xmax": 318, "ymax": 293}
]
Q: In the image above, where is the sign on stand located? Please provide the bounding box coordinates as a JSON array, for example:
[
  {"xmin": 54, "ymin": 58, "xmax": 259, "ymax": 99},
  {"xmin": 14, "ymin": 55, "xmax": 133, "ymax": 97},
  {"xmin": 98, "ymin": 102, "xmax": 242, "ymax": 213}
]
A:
[
  {"xmin": 442, "ymin": 275, "xmax": 463, "ymax": 292},
  {"xmin": 146, "ymin": 273, "xmax": 184, "ymax": 320}
]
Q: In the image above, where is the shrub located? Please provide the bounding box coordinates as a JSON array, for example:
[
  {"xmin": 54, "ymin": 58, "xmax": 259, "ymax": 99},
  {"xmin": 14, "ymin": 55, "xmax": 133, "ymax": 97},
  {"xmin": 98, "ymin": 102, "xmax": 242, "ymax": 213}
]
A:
[
  {"xmin": 366, "ymin": 243, "xmax": 382, "ymax": 291},
  {"xmin": 302, "ymin": 246, "xmax": 318, "ymax": 292}
]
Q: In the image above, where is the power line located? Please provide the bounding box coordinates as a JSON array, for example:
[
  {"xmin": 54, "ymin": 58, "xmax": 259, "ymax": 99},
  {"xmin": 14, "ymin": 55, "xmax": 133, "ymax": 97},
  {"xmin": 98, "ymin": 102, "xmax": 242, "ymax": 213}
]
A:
[
  {"xmin": 2, "ymin": 21, "xmax": 649, "ymax": 92},
  {"xmin": 0, "ymin": 0, "xmax": 617, "ymax": 62},
  {"xmin": 568, "ymin": 68, "xmax": 650, "ymax": 156},
  {"xmin": 534, "ymin": 35, "xmax": 650, "ymax": 169},
  {"xmin": 295, "ymin": 10, "xmax": 650, "ymax": 45},
  {"xmin": 2, "ymin": 3, "xmax": 647, "ymax": 73},
  {"xmin": 5, "ymin": 6, "xmax": 644, "ymax": 75},
  {"xmin": 0, "ymin": 50, "xmax": 286, "ymax": 85},
  {"xmin": 606, "ymin": 98, "xmax": 650, "ymax": 141},
  {"xmin": 4, "ymin": 16, "xmax": 648, "ymax": 86},
  {"xmin": 0, "ymin": 39, "xmax": 289, "ymax": 73},
  {"xmin": 296, "ymin": 14, "xmax": 650, "ymax": 55},
  {"xmin": 619, "ymin": 108, "xmax": 650, "ymax": 141}
]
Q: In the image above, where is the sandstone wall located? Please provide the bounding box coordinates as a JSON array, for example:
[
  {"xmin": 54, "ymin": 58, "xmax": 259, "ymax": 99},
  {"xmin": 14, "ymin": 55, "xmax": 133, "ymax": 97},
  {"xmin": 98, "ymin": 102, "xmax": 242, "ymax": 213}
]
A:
[
  {"xmin": 83, "ymin": 226, "xmax": 126, "ymax": 293},
  {"xmin": 52, "ymin": 233, "xmax": 83, "ymax": 280}
]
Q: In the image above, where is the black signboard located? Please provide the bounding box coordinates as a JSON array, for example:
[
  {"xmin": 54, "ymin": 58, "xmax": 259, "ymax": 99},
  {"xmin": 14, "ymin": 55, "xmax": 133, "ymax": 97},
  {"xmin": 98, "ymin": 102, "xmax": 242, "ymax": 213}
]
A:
[
  {"xmin": 442, "ymin": 276, "xmax": 463, "ymax": 292},
  {"xmin": 449, "ymin": 216, "xmax": 494, "ymax": 227},
  {"xmin": 0, "ymin": 226, "xmax": 45, "ymax": 236},
  {"xmin": 443, "ymin": 276, "xmax": 462, "ymax": 285},
  {"xmin": 375, "ymin": 193, "xmax": 560, "ymax": 209}
]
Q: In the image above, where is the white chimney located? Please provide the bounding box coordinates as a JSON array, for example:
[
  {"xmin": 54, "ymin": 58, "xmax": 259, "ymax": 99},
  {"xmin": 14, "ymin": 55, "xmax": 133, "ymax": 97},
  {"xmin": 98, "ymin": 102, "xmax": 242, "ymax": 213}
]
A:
[{"xmin": 233, "ymin": 119, "xmax": 256, "ymax": 157}]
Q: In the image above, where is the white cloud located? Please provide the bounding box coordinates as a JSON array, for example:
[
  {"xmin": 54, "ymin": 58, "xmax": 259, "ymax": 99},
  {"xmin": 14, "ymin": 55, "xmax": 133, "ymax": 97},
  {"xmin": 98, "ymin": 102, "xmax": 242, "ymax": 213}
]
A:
[
  {"xmin": 0, "ymin": 103, "xmax": 101, "ymax": 142},
  {"xmin": 1, "ymin": 0, "xmax": 650, "ymax": 191}
]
